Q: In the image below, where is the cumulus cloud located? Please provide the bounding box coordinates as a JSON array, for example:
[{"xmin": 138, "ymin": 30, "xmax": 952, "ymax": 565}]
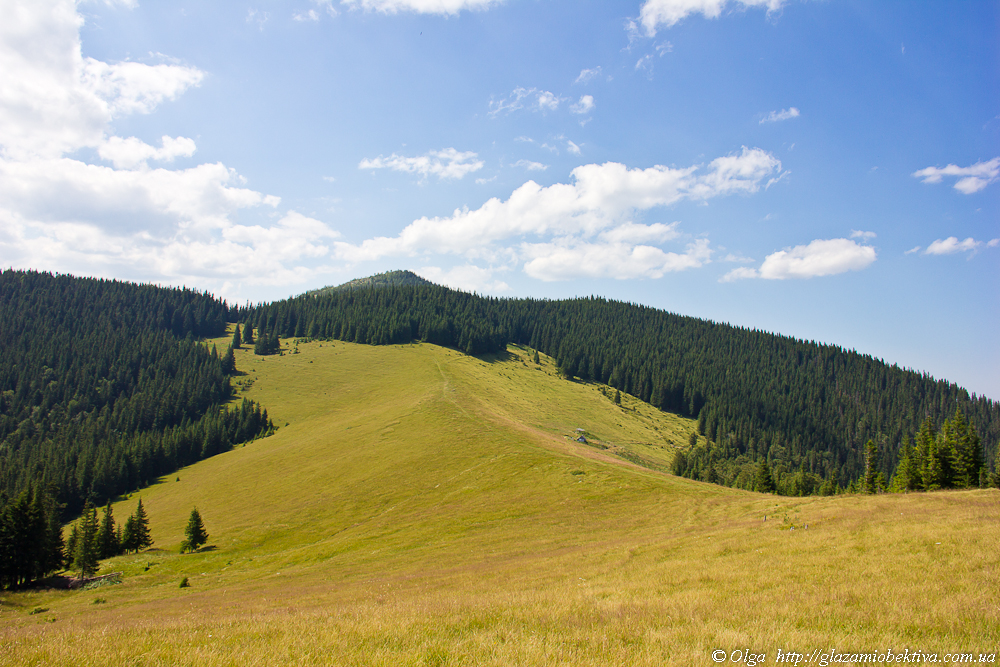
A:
[
  {"xmin": 912, "ymin": 157, "xmax": 1000, "ymax": 194},
  {"xmin": 760, "ymin": 107, "xmax": 800, "ymax": 124},
  {"xmin": 721, "ymin": 237, "xmax": 876, "ymax": 281},
  {"xmin": 334, "ymin": 147, "xmax": 781, "ymax": 281},
  {"xmin": 340, "ymin": 0, "xmax": 503, "ymax": 14},
  {"xmin": 570, "ymin": 95, "xmax": 595, "ymax": 114},
  {"xmin": 98, "ymin": 135, "xmax": 197, "ymax": 169},
  {"xmin": 0, "ymin": 5, "xmax": 204, "ymax": 161},
  {"xmin": 639, "ymin": 0, "xmax": 786, "ymax": 36},
  {"xmin": 924, "ymin": 237, "xmax": 980, "ymax": 255},
  {"xmin": 0, "ymin": 0, "xmax": 335, "ymax": 296},
  {"xmin": 359, "ymin": 148, "xmax": 484, "ymax": 180},
  {"xmin": 523, "ymin": 238, "xmax": 711, "ymax": 281}
]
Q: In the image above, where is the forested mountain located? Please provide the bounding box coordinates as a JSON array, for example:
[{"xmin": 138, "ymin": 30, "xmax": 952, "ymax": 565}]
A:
[
  {"xmin": 0, "ymin": 270, "xmax": 273, "ymax": 519},
  {"xmin": 301, "ymin": 270, "xmax": 433, "ymax": 297},
  {"xmin": 236, "ymin": 281, "xmax": 998, "ymax": 490},
  {"xmin": 2, "ymin": 266, "xmax": 995, "ymax": 525}
]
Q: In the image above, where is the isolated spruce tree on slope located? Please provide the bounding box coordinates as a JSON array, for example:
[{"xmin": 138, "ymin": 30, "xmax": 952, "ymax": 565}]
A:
[
  {"xmin": 232, "ymin": 322, "xmax": 242, "ymax": 349},
  {"xmin": 74, "ymin": 502, "xmax": 100, "ymax": 578},
  {"xmin": 182, "ymin": 508, "xmax": 209, "ymax": 553}
]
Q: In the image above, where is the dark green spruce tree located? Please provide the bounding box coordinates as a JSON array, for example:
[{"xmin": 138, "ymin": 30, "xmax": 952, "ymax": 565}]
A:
[
  {"xmin": 182, "ymin": 508, "xmax": 209, "ymax": 553},
  {"xmin": 754, "ymin": 460, "xmax": 776, "ymax": 494},
  {"xmin": 73, "ymin": 502, "xmax": 100, "ymax": 578},
  {"xmin": 97, "ymin": 502, "xmax": 119, "ymax": 559}
]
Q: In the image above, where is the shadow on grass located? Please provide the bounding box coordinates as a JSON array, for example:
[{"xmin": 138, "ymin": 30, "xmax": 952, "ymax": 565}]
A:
[{"xmin": 477, "ymin": 350, "xmax": 515, "ymax": 364}]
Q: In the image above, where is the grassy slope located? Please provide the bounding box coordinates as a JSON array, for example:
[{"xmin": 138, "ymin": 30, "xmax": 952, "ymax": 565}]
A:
[{"xmin": 1, "ymin": 337, "xmax": 998, "ymax": 666}]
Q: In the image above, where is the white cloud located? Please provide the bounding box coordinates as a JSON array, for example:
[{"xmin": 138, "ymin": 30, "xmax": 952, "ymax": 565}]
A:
[
  {"xmin": 293, "ymin": 9, "xmax": 320, "ymax": 21},
  {"xmin": 912, "ymin": 157, "xmax": 1000, "ymax": 194},
  {"xmin": 722, "ymin": 237, "xmax": 876, "ymax": 281},
  {"xmin": 718, "ymin": 266, "xmax": 760, "ymax": 282},
  {"xmin": 760, "ymin": 107, "xmax": 800, "ymax": 124},
  {"xmin": 523, "ymin": 238, "xmax": 711, "ymax": 281},
  {"xmin": 850, "ymin": 229, "xmax": 876, "ymax": 240},
  {"xmin": 598, "ymin": 221, "xmax": 680, "ymax": 245},
  {"xmin": 575, "ymin": 67, "xmax": 602, "ymax": 84},
  {"xmin": 359, "ymin": 148, "xmax": 484, "ymax": 180},
  {"xmin": 340, "ymin": 0, "xmax": 503, "ymax": 15},
  {"xmin": 417, "ymin": 264, "xmax": 509, "ymax": 292},
  {"xmin": 97, "ymin": 135, "xmax": 197, "ymax": 169},
  {"xmin": 513, "ymin": 160, "xmax": 548, "ymax": 171},
  {"xmin": 924, "ymin": 237, "xmax": 980, "ymax": 255},
  {"xmin": 989, "ymin": 239, "xmax": 999, "ymax": 248},
  {"xmin": 536, "ymin": 91, "xmax": 561, "ymax": 112},
  {"xmin": 223, "ymin": 211, "xmax": 340, "ymax": 262},
  {"xmin": 566, "ymin": 140, "xmax": 581, "ymax": 156},
  {"xmin": 904, "ymin": 246, "xmax": 921, "ymax": 255},
  {"xmin": 570, "ymin": 95, "xmax": 595, "ymax": 114},
  {"xmin": 0, "ymin": 3, "xmax": 204, "ymax": 161},
  {"xmin": 0, "ymin": 0, "xmax": 333, "ymax": 296},
  {"xmin": 488, "ymin": 88, "xmax": 564, "ymax": 117},
  {"xmin": 333, "ymin": 147, "xmax": 781, "ymax": 281},
  {"xmin": 639, "ymin": 0, "xmax": 786, "ymax": 36},
  {"xmin": 0, "ymin": 158, "xmax": 279, "ymax": 234}
]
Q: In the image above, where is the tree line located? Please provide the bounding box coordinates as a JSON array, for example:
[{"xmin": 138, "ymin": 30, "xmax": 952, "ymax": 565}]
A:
[
  {"xmin": 0, "ymin": 270, "xmax": 274, "ymax": 517},
  {"xmin": 66, "ymin": 498, "xmax": 153, "ymax": 578}
]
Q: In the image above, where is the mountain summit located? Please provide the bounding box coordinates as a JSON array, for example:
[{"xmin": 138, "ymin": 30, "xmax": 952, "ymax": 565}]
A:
[{"xmin": 303, "ymin": 270, "xmax": 435, "ymax": 297}]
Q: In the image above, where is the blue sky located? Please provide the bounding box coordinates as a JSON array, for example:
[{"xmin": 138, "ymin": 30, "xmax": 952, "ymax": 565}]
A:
[{"xmin": 1, "ymin": 0, "xmax": 997, "ymax": 398}]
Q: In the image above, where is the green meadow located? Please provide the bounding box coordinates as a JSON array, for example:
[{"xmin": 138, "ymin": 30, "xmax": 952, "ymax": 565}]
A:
[{"xmin": 2, "ymin": 337, "xmax": 998, "ymax": 665}]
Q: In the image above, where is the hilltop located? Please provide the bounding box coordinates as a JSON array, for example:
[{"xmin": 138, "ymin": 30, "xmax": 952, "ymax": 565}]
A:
[
  {"xmin": 2, "ymin": 334, "xmax": 997, "ymax": 665},
  {"xmin": 301, "ymin": 269, "xmax": 434, "ymax": 297}
]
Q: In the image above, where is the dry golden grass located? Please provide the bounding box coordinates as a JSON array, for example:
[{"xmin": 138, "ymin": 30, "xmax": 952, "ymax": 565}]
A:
[{"xmin": 2, "ymin": 337, "xmax": 997, "ymax": 665}]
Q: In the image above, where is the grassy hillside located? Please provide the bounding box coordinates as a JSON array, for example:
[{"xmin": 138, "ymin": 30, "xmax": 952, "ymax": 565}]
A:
[{"xmin": 1, "ymin": 337, "xmax": 997, "ymax": 665}]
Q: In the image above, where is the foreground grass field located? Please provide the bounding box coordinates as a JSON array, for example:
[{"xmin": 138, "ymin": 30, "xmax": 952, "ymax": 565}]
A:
[{"xmin": 2, "ymin": 338, "xmax": 998, "ymax": 665}]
